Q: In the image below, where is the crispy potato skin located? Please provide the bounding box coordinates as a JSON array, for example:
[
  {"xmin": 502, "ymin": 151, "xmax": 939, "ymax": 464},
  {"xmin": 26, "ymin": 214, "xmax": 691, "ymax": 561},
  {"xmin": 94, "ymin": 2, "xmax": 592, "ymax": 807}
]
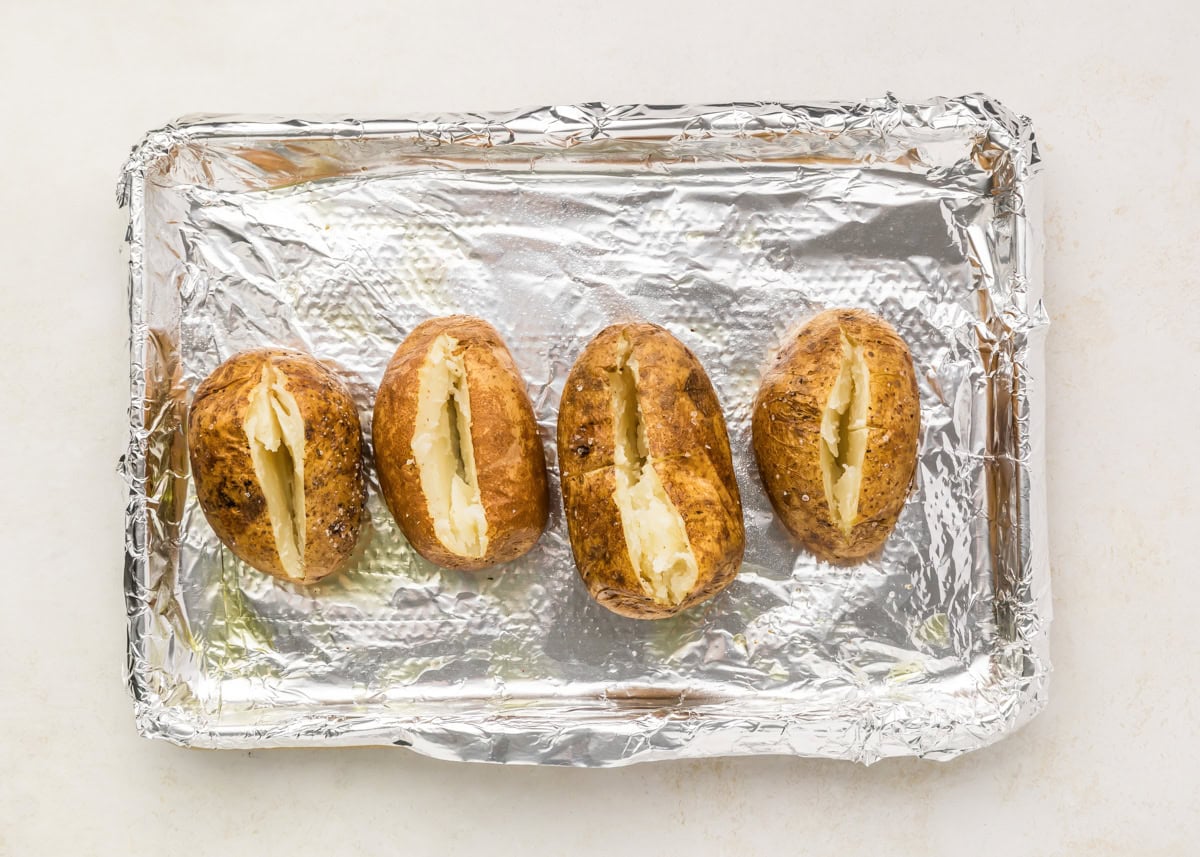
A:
[
  {"xmin": 752, "ymin": 308, "xmax": 920, "ymax": 563},
  {"xmin": 187, "ymin": 349, "xmax": 367, "ymax": 584},
  {"xmin": 557, "ymin": 323, "xmax": 744, "ymax": 619},
  {"xmin": 373, "ymin": 316, "xmax": 550, "ymax": 571}
]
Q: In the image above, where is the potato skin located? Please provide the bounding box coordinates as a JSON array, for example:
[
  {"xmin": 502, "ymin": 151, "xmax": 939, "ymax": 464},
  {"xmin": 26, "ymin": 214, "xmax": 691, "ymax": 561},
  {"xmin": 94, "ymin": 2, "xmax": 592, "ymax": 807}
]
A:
[
  {"xmin": 557, "ymin": 323, "xmax": 744, "ymax": 619},
  {"xmin": 752, "ymin": 308, "xmax": 920, "ymax": 563},
  {"xmin": 373, "ymin": 316, "xmax": 550, "ymax": 571},
  {"xmin": 188, "ymin": 349, "xmax": 367, "ymax": 584}
]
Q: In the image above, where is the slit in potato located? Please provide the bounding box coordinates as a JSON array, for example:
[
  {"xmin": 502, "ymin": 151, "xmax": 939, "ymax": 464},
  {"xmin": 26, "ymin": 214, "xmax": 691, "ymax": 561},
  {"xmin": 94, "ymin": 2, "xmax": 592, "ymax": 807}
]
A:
[
  {"xmin": 818, "ymin": 329, "xmax": 870, "ymax": 534},
  {"xmin": 412, "ymin": 334, "xmax": 488, "ymax": 558},
  {"xmin": 609, "ymin": 335, "xmax": 699, "ymax": 605},
  {"xmin": 243, "ymin": 365, "xmax": 307, "ymax": 579}
]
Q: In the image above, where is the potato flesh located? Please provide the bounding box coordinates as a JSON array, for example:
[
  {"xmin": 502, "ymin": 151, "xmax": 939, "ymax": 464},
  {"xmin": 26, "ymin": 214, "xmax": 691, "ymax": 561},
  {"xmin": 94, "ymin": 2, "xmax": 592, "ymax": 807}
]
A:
[
  {"xmin": 610, "ymin": 336, "xmax": 699, "ymax": 604},
  {"xmin": 243, "ymin": 365, "xmax": 307, "ymax": 579},
  {"xmin": 412, "ymin": 335, "xmax": 488, "ymax": 558},
  {"xmin": 818, "ymin": 331, "xmax": 870, "ymax": 534}
]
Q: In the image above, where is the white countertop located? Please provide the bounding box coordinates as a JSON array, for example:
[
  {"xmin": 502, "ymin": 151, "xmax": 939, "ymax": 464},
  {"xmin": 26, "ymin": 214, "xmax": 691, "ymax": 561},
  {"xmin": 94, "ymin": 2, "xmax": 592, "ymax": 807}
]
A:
[{"xmin": 2, "ymin": 1, "xmax": 1197, "ymax": 854}]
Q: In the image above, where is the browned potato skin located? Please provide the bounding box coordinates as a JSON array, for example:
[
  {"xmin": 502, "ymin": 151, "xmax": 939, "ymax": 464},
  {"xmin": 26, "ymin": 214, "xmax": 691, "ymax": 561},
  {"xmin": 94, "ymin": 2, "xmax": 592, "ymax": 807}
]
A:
[
  {"xmin": 557, "ymin": 323, "xmax": 744, "ymax": 619},
  {"xmin": 188, "ymin": 349, "xmax": 367, "ymax": 584},
  {"xmin": 752, "ymin": 308, "xmax": 920, "ymax": 563},
  {"xmin": 373, "ymin": 316, "xmax": 550, "ymax": 571}
]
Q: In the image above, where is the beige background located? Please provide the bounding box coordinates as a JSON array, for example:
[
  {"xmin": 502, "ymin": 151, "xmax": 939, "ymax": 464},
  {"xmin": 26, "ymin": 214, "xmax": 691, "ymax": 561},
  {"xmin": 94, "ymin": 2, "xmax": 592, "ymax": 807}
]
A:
[{"xmin": 1, "ymin": 1, "xmax": 1197, "ymax": 854}]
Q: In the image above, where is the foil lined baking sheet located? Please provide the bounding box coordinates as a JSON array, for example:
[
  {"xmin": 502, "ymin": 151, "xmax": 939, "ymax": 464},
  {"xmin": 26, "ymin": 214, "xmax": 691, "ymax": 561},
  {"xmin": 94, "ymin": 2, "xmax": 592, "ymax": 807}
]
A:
[{"xmin": 120, "ymin": 96, "xmax": 1050, "ymax": 764}]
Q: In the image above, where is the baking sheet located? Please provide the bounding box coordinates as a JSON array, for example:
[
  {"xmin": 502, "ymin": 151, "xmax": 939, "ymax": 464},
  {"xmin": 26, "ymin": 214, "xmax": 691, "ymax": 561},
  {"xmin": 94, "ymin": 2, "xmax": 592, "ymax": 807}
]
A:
[{"xmin": 120, "ymin": 95, "xmax": 1050, "ymax": 764}]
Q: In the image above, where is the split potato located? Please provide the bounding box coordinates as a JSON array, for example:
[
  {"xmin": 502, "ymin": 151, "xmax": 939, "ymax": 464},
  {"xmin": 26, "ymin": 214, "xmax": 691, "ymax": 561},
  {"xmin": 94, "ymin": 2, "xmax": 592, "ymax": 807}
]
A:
[
  {"xmin": 188, "ymin": 349, "xmax": 367, "ymax": 584},
  {"xmin": 557, "ymin": 323, "xmax": 744, "ymax": 619},
  {"xmin": 752, "ymin": 308, "xmax": 920, "ymax": 563},
  {"xmin": 373, "ymin": 316, "xmax": 549, "ymax": 571}
]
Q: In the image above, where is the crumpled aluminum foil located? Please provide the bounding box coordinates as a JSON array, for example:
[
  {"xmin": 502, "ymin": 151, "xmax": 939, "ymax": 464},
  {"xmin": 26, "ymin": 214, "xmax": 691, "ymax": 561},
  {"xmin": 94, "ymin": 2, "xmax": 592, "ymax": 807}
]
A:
[{"xmin": 119, "ymin": 95, "xmax": 1050, "ymax": 765}]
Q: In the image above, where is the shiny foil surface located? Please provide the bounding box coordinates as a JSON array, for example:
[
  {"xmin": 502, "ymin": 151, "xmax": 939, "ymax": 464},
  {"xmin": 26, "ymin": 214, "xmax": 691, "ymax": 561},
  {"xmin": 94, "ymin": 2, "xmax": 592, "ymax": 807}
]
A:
[{"xmin": 119, "ymin": 96, "xmax": 1049, "ymax": 764}]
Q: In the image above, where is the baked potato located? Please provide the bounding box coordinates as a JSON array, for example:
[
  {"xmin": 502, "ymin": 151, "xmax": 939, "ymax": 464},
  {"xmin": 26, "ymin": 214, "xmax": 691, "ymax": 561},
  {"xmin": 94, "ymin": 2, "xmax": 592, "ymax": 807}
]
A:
[
  {"xmin": 752, "ymin": 308, "xmax": 920, "ymax": 563},
  {"xmin": 188, "ymin": 348, "xmax": 367, "ymax": 584},
  {"xmin": 373, "ymin": 316, "xmax": 549, "ymax": 571},
  {"xmin": 557, "ymin": 323, "xmax": 744, "ymax": 619}
]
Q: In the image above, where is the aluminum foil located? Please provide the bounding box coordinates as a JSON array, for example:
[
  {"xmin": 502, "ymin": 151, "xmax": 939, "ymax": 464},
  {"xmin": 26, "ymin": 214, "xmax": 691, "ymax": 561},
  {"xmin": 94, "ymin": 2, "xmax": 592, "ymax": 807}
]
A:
[{"xmin": 119, "ymin": 95, "xmax": 1050, "ymax": 765}]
